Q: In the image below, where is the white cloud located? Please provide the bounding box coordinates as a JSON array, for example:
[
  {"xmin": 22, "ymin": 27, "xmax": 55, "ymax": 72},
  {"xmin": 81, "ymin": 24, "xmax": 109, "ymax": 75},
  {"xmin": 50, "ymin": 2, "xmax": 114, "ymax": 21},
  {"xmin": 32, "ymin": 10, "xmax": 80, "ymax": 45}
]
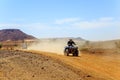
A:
[
  {"xmin": 71, "ymin": 17, "xmax": 120, "ymax": 29},
  {"xmin": 0, "ymin": 23, "xmax": 49, "ymax": 30},
  {"xmin": 55, "ymin": 18, "xmax": 79, "ymax": 24},
  {"xmin": 99, "ymin": 17, "xmax": 114, "ymax": 21},
  {"xmin": 54, "ymin": 17, "xmax": 120, "ymax": 29},
  {"xmin": 73, "ymin": 21, "xmax": 118, "ymax": 29},
  {"xmin": 0, "ymin": 23, "xmax": 54, "ymax": 38},
  {"xmin": 0, "ymin": 23, "xmax": 21, "ymax": 29},
  {"xmin": 1, "ymin": 17, "xmax": 120, "ymax": 30}
]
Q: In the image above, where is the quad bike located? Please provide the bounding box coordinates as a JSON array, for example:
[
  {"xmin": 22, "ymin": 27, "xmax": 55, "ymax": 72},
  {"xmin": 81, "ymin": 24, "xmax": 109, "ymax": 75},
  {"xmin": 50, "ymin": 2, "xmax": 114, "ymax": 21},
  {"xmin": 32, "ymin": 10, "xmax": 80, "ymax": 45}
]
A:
[{"xmin": 64, "ymin": 45, "xmax": 79, "ymax": 56}]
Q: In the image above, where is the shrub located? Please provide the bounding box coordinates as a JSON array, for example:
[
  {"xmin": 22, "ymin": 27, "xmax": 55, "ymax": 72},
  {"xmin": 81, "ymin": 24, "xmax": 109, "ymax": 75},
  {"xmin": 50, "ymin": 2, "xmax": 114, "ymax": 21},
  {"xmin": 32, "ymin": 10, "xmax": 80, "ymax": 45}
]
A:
[
  {"xmin": 0, "ymin": 44, "xmax": 2, "ymax": 49},
  {"xmin": 79, "ymin": 41, "xmax": 90, "ymax": 51},
  {"xmin": 79, "ymin": 47, "xmax": 89, "ymax": 51},
  {"xmin": 115, "ymin": 41, "xmax": 120, "ymax": 49}
]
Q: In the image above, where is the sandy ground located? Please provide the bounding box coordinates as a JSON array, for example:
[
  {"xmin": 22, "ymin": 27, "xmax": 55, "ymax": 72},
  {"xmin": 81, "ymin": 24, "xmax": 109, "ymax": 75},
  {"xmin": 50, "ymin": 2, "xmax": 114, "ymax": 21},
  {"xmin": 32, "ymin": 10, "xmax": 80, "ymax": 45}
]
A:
[
  {"xmin": 27, "ymin": 50, "xmax": 120, "ymax": 80},
  {"xmin": 0, "ymin": 50, "xmax": 81, "ymax": 80},
  {"xmin": 0, "ymin": 50, "xmax": 120, "ymax": 80}
]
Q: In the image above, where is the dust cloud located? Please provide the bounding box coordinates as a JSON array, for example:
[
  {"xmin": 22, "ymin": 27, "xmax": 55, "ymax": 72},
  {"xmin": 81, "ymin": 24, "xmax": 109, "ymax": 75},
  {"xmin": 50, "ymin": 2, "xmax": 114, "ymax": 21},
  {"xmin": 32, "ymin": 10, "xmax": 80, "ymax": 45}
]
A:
[{"xmin": 28, "ymin": 39, "xmax": 67, "ymax": 55}]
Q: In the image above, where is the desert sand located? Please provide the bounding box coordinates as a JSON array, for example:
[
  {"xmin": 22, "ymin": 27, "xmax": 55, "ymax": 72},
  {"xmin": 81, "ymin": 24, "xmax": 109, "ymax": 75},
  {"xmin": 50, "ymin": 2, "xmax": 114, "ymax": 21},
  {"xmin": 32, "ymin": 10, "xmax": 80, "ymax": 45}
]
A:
[{"xmin": 0, "ymin": 50, "xmax": 119, "ymax": 80}]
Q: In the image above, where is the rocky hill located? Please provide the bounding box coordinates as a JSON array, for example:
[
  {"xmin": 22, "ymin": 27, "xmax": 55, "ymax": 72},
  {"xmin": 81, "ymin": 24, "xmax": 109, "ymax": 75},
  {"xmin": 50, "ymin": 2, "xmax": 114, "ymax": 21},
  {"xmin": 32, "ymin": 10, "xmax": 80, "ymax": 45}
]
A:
[{"xmin": 0, "ymin": 29, "xmax": 36, "ymax": 41}]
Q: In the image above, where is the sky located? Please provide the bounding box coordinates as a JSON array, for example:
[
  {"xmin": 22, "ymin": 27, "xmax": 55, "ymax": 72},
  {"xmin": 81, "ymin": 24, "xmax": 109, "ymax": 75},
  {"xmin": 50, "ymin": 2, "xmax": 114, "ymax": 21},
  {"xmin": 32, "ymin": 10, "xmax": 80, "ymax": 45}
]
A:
[{"xmin": 0, "ymin": 0, "xmax": 120, "ymax": 41}]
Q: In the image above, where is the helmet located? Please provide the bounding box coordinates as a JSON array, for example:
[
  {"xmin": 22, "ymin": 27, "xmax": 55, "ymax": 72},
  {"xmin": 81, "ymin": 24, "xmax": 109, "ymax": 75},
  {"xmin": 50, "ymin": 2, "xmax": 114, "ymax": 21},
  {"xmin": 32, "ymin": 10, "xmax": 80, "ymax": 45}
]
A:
[{"xmin": 69, "ymin": 39, "xmax": 72, "ymax": 41}]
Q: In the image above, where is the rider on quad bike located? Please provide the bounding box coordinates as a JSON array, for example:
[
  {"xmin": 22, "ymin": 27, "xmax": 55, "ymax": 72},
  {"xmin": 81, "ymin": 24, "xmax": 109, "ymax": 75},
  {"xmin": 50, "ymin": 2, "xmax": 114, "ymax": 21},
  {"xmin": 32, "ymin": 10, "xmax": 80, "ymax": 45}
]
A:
[
  {"xmin": 67, "ymin": 39, "xmax": 76, "ymax": 47},
  {"xmin": 64, "ymin": 39, "xmax": 79, "ymax": 56}
]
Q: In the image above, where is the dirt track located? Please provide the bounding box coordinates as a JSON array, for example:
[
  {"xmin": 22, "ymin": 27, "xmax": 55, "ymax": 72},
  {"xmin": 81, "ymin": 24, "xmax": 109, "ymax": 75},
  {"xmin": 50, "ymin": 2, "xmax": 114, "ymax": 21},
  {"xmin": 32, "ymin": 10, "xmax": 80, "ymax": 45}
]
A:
[{"xmin": 0, "ymin": 50, "xmax": 120, "ymax": 80}]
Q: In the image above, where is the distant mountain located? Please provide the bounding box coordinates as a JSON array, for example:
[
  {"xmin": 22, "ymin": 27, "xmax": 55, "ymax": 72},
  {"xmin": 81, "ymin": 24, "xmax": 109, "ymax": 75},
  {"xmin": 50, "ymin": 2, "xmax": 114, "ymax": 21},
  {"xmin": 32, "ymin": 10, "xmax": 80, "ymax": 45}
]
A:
[
  {"xmin": 40, "ymin": 37, "xmax": 85, "ymax": 41},
  {"xmin": 0, "ymin": 29, "xmax": 36, "ymax": 41},
  {"xmin": 39, "ymin": 37, "xmax": 86, "ymax": 46}
]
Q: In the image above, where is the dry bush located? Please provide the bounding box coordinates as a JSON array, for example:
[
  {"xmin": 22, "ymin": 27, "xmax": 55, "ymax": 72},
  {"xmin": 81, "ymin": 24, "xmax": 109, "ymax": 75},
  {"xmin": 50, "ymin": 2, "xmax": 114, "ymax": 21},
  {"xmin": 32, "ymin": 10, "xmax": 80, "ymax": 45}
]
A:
[
  {"xmin": 115, "ymin": 41, "xmax": 120, "ymax": 49},
  {"xmin": 79, "ymin": 41, "xmax": 105, "ymax": 54},
  {"xmin": 79, "ymin": 47, "xmax": 89, "ymax": 51},
  {"xmin": 79, "ymin": 41, "xmax": 91, "ymax": 52},
  {"xmin": 0, "ymin": 44, "xmax": 2, "ymax": 49}
]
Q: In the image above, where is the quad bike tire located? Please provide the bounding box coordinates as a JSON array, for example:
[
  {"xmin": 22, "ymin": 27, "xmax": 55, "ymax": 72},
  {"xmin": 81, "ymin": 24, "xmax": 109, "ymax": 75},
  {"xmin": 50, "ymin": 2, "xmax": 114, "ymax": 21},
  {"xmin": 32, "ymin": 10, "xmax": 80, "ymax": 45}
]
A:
[
  {"xmin": 64, "ymin": 48, "xmax": 69, "ymax": 56},
  {"xmin": 73, "ymin": 50, "xmax": 79, "ymax": 56}
]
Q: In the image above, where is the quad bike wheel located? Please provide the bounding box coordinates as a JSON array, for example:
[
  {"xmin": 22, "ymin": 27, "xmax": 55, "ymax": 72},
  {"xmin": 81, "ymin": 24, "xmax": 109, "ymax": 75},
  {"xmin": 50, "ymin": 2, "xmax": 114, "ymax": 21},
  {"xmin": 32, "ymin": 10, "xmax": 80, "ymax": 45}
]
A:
[
  {"xmin": 64, "ymin": 48, "xmax": 69, "ymax": 56},
  {"xmin": 73, "ymin": 50, "xmax": 79, "ymax": 56}
]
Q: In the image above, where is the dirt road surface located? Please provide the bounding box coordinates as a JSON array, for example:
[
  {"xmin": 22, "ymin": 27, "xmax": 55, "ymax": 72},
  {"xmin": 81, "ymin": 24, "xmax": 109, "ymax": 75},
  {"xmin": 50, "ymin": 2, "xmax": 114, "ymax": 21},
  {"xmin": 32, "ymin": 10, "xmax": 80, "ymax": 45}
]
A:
[{"xmin": 0, "ymin": 50, "xmax": 120, "ymax": 80}]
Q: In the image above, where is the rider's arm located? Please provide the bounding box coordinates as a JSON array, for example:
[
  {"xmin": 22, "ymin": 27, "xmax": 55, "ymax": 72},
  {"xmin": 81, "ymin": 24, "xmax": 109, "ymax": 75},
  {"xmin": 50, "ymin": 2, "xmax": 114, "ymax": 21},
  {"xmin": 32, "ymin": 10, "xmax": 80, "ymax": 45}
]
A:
[
  {"xmin": 67, "ymin": 41, "xmax": 70, "ymax": 46},
  {"xmin": 73, "ymin": 41, "xmax": 76, "ymax": 45}
]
